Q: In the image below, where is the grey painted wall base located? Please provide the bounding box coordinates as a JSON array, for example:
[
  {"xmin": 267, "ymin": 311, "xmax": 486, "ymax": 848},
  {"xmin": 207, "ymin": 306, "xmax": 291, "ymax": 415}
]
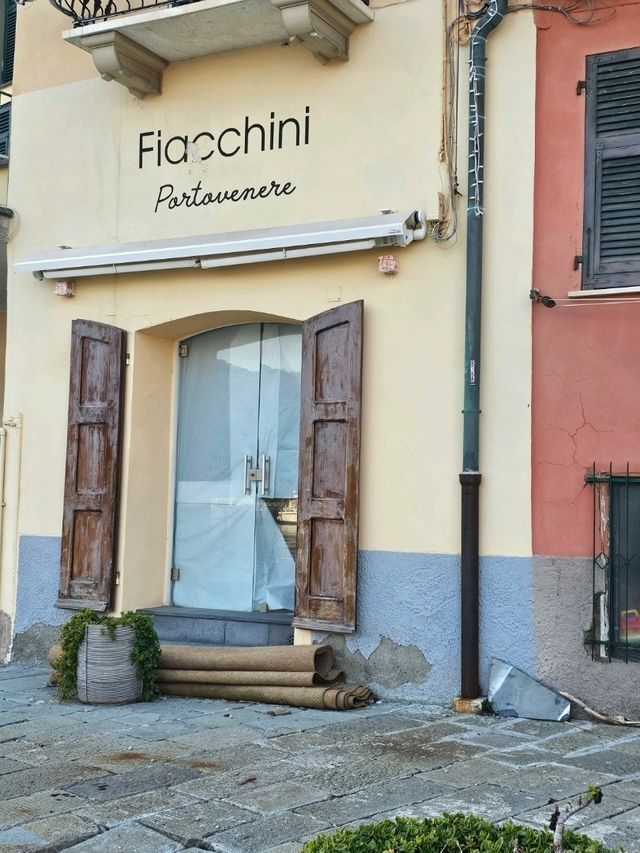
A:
[
  {"xmin": 533, "ymin": 555, "xmax": 640, "ymax": 719},
  {"xmin": 311, "ymin": 550, "xmax": 536, "ymax": 703},
  {"xmin": 11, "ymin": 538, "xmax": 539, "ymax": 698},
  {"xmin": 12, "ymin": 536, "xmax": 68, "ymax": 664},
  {"xmin": 12, "ymin": 537, "xmax": 634, "ymax": 718}
]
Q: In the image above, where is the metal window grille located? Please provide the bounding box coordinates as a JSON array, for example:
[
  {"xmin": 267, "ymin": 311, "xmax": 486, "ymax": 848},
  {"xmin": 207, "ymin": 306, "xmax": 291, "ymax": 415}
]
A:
[{"xmin": 586, "ymin": 463, "xmax": 640, "ymax": 662}]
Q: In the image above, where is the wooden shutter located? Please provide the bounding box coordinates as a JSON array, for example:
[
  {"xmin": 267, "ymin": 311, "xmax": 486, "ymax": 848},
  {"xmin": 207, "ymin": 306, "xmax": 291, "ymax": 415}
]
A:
[
  {"xmin": 0, "ymin": 102, "xmax": 10, "ymax": 160},
  {"xmin": 57, "ymin": 320, "xmax": 126, "ymax": 611},
  {"xmin": 294, "ymin": 300, "xmax": 362, "ymax": 633},
  {"xmin": 584, "ymin": 48, "xmax": 640, "ymax": 288},
  {"xmin": 1, "ymin": 0, "xmax": 15, "ymax": 85}
]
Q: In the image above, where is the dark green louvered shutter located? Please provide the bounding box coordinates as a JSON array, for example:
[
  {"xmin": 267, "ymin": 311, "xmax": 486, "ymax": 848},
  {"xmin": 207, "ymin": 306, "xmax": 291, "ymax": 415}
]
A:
[
  {"xmin": 0, "ymin": 102, "xmax": 10, "ymax": 160},
  {"xmin": 583, "ymin": 48, "xmax": 640, "ymax": 288},
  {"xmin": 0, "ymin": 0, "xmax": 15, "ymax": 85}
]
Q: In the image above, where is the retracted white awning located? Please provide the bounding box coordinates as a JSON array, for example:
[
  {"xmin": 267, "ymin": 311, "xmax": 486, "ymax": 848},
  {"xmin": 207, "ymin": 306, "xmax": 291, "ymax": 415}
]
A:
[{"xmin": 15, "ymin": 210, "xmax": 427, "ymax": 282}]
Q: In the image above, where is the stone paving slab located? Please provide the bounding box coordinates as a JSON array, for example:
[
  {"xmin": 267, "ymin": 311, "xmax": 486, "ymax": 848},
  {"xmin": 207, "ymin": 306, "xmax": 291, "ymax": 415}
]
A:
[
  {"xmin": 515, "ymin": 792, "xmax": 635, "ymax": 832},
  {"xmin": 0, "ymin": 762, "xmax": 109, "ymax": 801},
  {"xmin": 0, "ymin": 812, "xmax": 98, "ymax": 850},
  {"xmin": 507, "ymin": 719, "xmax": 592, "ymax": 738},
  {"xmin": 81, "ymin": 739, "xmax": 199, "ymax": 773},
  {"xmin": 597, "ymin": 778, "xmax": 640, "ymax": 805},
  {"xmin": 557, "ymin": 748, "xmax": 640, "ymax": 777},
  {"xmin": 65, "ymin": 822, "xmax": 183, "ymax": 852},
  {"xmin": 207, "ymin": 809, "xmax": 330, "ymax": 852},
  {"xmin": 140, "ymin": 798, "xmax": 256, "ymax": 844},
  {"xmin": 173, "ymin": 759, "xmax": 312, "ymax": 800},
  {"xmin": 278, "ymin": 744, "xmax": 362, "ymax": 771},
  {"xmin": 582, "ymin": 806, "xmax": 640, "ymax": 850},
  {"xmin": 73, "ymin": 788, "xmax": 198, "ymax": 829},
  {"xmin": 533, "ymin": 730, "xmax": 628, "ymax": 754},
  {"xmin": 487, "ymin": 747, "xmax": 560, "ymax": 766},
  {"xmin": 0, "ymin": 712, "xmax": 29, "ymax": 727},
  {"xmin": 606, "ymin": 738, "xmax": 640, "ymax": 756},
  {"xmin": 262, "ymin": 844, "xmax": 304, "ymax": 853},
  {"xmin": 117, "ymin": 720, "xmax": 204, "ymax": 741},
  {"xmin": 391, "ymin": 782, "xmax": 550, "ymax": 823},
  {"xmin": 296, "ymin": 755, "xmax": 416, "ymax": 796},
  {"xmin": 5, "ymin": 734, "xmax": 185, "ymax": 768},
  {"xmin": 450, "ymin": 730, "xmax": 535, "ymax": 750},
  {"xmin": 422, "ymin": 756, "xmax": 619, "ymax": 799},
  {"xmin": 295, "ymin": 776, "xmax": 454, "ymax": 826},
  {"xmin": 0, "ymin": 789, "xmax": 84, "ymax": 830},
  {"xmin": 65, "ymin": 763, "xmax": 202, "ymax": 802},
  {"xmin": 167, "ymin": 722, "xmax": 262, "ymax": 751},
  {"xmin": 226, "ymin": 778, "xmax": 331, "ymax": 815},
  {"xmin": 1, "ymin": 667, "xmax": 640, "ymax": 851},
  {"xmin": 364, "ymin": 735, "xmax": 488, "ymax": 771}
]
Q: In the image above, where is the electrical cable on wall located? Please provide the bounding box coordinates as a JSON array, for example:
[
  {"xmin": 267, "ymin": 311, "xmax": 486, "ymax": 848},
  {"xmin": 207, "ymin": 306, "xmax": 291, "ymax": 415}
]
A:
[
  {"xmin": 507, "ymin": 0, "xmax": 617, "ymax": 25},
  {"xmin": 433, "ymin": 4, "xmax": 467, "ymax": 242},
  {"xmin": 433, "ymin": 0, "xmax": 614, "ymax": 244}
]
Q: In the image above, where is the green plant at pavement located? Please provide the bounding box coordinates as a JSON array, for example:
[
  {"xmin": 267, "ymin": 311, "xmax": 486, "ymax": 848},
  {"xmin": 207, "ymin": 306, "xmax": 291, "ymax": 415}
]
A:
[
  {"xmin": 301, "ymin": 813, "xmax": 621, "ymax": 853},
  {"xmin": 56, "ymin": 609, "xmax": 161, "ymax": 701}
]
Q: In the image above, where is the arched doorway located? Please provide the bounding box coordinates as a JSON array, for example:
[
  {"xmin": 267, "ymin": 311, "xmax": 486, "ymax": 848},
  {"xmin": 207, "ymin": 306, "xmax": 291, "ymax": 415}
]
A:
[{"xmin": 172, "ymin": 322, "xmax": 302, "ymax": 613}]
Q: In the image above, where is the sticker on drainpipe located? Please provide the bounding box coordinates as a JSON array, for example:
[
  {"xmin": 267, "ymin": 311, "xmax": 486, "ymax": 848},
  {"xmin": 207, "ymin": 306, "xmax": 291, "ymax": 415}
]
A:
[{"xmin": 469, "ymin": 360, "xmax": 476, "ymax": 385}]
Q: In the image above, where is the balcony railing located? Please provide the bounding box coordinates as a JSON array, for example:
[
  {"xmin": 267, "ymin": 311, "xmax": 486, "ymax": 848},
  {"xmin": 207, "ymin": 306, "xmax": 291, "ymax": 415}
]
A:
[{"xmin": 49, "ymin": 0, "xmax": 198, "ymax": 26}]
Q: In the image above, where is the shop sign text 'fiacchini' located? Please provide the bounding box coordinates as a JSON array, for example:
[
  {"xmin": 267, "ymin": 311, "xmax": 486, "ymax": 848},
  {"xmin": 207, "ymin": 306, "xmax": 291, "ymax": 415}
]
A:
[{"xmin": 138, "ymin": 107, "xmax": 310, "ymax": 214}]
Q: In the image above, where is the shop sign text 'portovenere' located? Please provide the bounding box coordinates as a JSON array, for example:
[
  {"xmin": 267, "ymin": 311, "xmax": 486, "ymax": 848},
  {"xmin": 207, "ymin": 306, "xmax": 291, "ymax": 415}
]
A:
[{"xmin": 139, "ymin": 107, "xmax": 310, "ymax": 214}]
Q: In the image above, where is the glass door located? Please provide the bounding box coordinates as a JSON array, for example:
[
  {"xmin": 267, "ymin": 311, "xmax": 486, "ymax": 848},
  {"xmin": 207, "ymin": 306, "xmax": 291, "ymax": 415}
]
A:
[{"xmin": 172, "ymin": 323, "xmax": 301, "ymax": 611}]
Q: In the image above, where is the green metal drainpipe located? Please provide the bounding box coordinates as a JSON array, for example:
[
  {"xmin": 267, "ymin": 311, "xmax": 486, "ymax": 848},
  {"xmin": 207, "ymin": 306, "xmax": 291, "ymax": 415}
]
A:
[{"xmin": 460, "ymin": 0, "xmax": 508, "ymax": 700}]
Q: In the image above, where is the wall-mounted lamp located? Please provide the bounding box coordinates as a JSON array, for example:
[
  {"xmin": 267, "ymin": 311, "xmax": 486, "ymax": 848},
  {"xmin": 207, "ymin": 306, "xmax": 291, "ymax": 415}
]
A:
[{"xmin": 529, "ymin": 288, "xmax": 556, "ymax": 309}]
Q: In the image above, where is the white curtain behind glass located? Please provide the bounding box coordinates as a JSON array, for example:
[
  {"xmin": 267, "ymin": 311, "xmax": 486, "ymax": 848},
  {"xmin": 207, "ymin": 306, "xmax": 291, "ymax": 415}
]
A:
[
  {"xmin": 254, "ymin": 324, "xmax": 302, "ymax": 610},
  {"xmin": 173, "ymin": 323, "xmax": 301, "ymax": 612}
]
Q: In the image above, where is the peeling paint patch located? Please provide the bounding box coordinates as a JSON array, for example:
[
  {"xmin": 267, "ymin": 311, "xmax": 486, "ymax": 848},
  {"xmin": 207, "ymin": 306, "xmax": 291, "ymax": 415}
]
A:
[
  {"xmin": 12, "ymin": 623, "xmax": 62, "ymax": 665},
  {"xmin": 328, "ymin": 634, "xmax": 431, "ymax": 689}
]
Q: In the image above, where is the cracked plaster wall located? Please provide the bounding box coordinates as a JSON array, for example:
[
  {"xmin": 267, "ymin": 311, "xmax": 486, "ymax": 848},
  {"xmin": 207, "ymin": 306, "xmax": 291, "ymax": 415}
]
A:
[
  {"xmin": 312, "ymin": 550, "xmax": 537, "ymax": 704},
  {"xmin": 530, "ymin": 4, "xmax": 640, "ymax": 719},
  {"xmin": 533, "ymin": 556, "xmax": 640, "ymax": 718},
  {"xmin": 532, "ymin": 5, "xmax": 640, "ymax": 558}
]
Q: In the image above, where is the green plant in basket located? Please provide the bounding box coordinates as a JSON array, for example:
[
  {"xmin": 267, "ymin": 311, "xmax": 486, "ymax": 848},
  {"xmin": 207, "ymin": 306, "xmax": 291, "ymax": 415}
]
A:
[{"xmin": 57, "ymin": 609, "xmax": 161, "ymax": 701}]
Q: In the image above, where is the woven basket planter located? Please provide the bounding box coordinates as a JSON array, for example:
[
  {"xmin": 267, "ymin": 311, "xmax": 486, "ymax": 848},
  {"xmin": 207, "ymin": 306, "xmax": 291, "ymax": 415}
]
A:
[{"xmin": 77, "ymin": 624, "xmax": 142, "ymax": 705}]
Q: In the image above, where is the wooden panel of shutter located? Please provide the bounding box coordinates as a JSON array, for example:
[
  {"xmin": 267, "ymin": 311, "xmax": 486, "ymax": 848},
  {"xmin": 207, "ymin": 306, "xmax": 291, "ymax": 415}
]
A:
[
  {"xmin": 57, "ymin": 320, "xmax": 126, "ymax": 611},
  {"xmin": 294, "ymin": 300, "xmax": 362, "ymax": 633},
  {"xmin": 584, "ymin": 47, "xmax": 640, "ymax": 287}
]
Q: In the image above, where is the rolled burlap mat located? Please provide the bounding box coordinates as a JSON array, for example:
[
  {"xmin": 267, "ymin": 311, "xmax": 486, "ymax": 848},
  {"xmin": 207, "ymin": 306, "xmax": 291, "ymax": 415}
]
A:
[
  {"xmin": 155, "ymin": 668, "xmax": 343, "ymax": 687},
  {"xmin": 158, "ymin": 644, "xmax": 335, "ymax": 676},
  {"xmin": 158, "ymin": 681, "xmax": 373, "ymax": 710}
]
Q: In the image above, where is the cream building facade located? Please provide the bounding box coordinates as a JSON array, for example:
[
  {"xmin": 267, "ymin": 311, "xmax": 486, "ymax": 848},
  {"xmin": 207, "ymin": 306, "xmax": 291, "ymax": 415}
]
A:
[{"xmin": 1, "ymin": 0, "xmax": 536, "ymax": 703}]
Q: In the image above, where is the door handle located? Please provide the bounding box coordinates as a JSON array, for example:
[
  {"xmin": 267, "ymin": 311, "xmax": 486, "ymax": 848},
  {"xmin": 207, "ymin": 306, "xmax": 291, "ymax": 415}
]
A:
[
  {"xmin": 244, "ymin": 455, "xmax": 253, "ymax": 495},
  {"xmin": 244, "ymin": 454, "xmax": 270, "ymax": 496},
  {"xmin": 260, "ymin": 454, "xmax": 270, "ymax": 497}
]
